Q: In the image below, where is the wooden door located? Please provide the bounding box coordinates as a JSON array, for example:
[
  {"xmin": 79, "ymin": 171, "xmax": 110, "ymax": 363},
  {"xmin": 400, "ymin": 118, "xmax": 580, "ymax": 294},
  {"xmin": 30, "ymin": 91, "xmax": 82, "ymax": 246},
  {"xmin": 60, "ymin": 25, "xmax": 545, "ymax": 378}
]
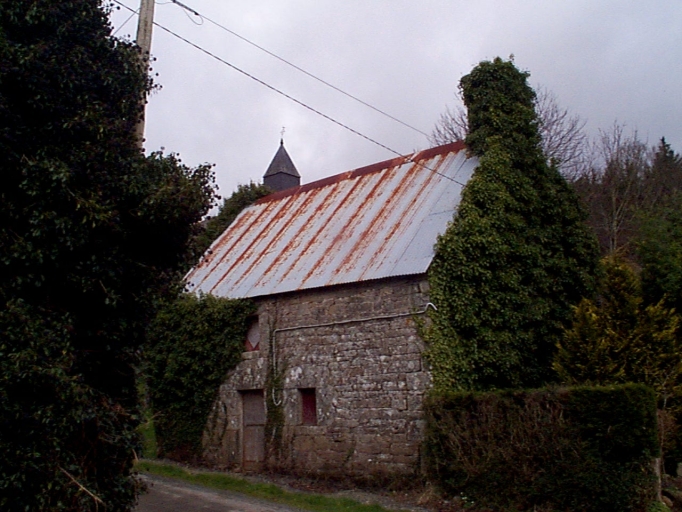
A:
[{"xmin": 241, "ymin": 390, "xmax": 265, "ymax": 469}]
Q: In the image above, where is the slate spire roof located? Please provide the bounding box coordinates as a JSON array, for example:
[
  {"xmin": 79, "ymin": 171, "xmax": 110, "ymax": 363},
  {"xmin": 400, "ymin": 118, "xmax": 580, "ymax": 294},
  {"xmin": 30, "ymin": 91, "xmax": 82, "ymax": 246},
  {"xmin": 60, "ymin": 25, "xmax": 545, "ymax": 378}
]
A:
[
  {"xmin": 263, "ymin": 139, "xmax": 300, "ymax": 192},
  {"xmin": 264, "ymin": 139, "xmax": 300, "ymax": 178}
]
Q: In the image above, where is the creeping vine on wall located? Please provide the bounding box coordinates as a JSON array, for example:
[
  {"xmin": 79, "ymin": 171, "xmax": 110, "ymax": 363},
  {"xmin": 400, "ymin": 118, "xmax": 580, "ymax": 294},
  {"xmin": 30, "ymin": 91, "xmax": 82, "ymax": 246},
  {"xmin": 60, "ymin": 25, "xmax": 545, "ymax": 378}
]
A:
[
  {"xmin": 145, "ymin": 294, "xmax": 255, "ymax": 460},
  {"xmin": 263, "ymin": 317, "xmax": 287, "ymax": 466},
  {"xmin": 265, "ymin": 336, "xmax": 285, "ymax": 464},
  {"xmin": 426, "ymin": 58, "xmax": 600, "ymax": 391}
]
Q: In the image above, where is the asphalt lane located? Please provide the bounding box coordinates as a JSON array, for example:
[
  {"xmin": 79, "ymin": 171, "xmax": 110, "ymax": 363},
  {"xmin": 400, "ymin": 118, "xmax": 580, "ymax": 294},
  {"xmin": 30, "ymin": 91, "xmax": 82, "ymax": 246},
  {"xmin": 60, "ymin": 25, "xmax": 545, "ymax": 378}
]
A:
[{"xmin": 135, "ymin": 474, "xmax": 303, "ymax": 512}]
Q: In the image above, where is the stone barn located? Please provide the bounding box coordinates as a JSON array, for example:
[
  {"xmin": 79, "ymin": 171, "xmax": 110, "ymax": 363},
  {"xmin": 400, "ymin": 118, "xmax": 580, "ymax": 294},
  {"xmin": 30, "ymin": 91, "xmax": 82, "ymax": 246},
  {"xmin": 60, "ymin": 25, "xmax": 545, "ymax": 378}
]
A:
[{"xmin": 184, "ymin": 141, "xmax": 477, "ymax": 476}]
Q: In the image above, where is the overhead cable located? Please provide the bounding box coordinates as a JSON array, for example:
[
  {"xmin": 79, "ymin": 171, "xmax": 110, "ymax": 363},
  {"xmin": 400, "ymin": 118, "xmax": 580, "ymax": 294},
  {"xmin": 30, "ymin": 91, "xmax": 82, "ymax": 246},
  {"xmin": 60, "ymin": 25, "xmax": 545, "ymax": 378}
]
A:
[
  {"xmin": 110, "ymin": 0, "xmax": 464, "ymax": 186},
  {"xmin": 112, "ymin": 6, "xmax": 138, "ymax": 36},
  {"xmin": 168, "ymin": 0, "xmax": 430, "ymax": 138}
]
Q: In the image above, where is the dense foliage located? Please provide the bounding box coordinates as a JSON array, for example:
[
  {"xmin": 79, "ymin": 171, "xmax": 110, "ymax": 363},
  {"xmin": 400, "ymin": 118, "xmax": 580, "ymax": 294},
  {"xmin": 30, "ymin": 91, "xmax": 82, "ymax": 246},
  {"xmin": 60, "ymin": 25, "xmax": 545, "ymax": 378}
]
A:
[
  {"xmin": 426, "ymin": 58, "xmax": 600, "ymax": 391},
  {"xmin": 639, "ymin": 194, "xmax": 682, "ymax": 315},
  {"xmin": 194, "ymin": 181, "xmax": 271, "ymax": 257},
  {"xmin": 0, "ymin": 1, "xmax": 216, "ymax": 509},
  {"xmin": 424, "ymin": 385, "xmax": 659, "ymax": 512},
  {"xmin": 146, "ymin": 294, "xmax": 254, "ymax": 460},
  {"xmin": 555, "ymin": 257, "xmax": 681, "ymax": 403}
]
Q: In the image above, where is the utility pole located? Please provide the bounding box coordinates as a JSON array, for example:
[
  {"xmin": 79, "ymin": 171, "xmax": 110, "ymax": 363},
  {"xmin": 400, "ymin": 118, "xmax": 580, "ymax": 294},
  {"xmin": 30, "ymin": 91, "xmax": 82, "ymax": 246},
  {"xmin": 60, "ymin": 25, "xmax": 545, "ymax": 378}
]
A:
[{"xmin": 135, "ymin": 0, "xmax": 155, "ymax": 147}]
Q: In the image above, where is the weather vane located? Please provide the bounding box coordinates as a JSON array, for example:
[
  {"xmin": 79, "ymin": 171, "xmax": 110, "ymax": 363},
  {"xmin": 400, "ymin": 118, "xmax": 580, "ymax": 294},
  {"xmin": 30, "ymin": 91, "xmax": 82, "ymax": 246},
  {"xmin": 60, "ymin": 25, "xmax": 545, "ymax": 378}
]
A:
[{"xmin": 280, "ymin": 126, "xmax": 286, "ymax": 144}]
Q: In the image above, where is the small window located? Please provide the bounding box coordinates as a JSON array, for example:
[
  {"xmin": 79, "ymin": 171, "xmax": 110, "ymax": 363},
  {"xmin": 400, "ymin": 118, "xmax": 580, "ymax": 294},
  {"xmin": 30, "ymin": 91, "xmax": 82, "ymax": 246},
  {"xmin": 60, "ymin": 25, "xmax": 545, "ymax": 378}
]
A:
[
  {"xmin": 244, "ymin": 317, "xmax": 260, "ymax": 352},
  {"xmin": 299, "ymin": 388, "xmax": 317, "ymax": 425}
]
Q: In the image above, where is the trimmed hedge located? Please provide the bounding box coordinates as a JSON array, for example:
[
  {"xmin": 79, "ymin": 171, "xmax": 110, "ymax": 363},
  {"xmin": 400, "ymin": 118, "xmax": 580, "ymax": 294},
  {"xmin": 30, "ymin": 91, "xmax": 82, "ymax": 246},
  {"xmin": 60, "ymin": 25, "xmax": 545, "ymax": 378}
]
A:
[{"xmin": 423, "ymin": 384, "xmax": 659, "ymax": 512}]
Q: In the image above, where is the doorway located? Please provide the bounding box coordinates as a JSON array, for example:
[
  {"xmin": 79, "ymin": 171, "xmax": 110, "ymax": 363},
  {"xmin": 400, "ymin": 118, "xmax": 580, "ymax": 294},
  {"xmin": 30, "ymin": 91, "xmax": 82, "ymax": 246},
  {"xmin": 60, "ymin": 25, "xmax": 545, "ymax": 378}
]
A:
[{"xmin": 241, "ymin": 390, "xmax": 265, "ymax": 469}]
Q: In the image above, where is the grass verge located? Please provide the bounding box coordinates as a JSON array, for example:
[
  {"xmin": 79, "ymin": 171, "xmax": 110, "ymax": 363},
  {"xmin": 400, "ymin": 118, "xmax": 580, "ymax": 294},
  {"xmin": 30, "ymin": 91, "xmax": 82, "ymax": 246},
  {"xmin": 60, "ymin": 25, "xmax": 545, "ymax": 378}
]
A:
[
  {"xmin": 135, "ymin": 376, "xmax": 158, "ymax": 459},
  {"xmin": 135, "ymin": 460, "xmax": 401, "ymax": 512},
  {"xmin": 136, "ymin": 413, "xmax": 157, "ymax": 459}
]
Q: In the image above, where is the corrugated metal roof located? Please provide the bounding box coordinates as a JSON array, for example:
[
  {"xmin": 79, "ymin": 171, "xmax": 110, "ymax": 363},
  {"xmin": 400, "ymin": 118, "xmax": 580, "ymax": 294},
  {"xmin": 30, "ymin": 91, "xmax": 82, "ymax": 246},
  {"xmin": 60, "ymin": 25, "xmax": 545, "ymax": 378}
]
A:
[{"xmin": 186, "ymin": 141, "xmax": 477, "ymax": 299}]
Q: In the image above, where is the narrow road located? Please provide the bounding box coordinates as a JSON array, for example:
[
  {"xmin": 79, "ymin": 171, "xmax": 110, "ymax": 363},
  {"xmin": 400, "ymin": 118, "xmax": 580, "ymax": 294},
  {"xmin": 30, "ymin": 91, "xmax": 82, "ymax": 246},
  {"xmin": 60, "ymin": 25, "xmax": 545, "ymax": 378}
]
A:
[{"xmin": 135, "ymin": 474, "xmax": 303, "ymax": 512}]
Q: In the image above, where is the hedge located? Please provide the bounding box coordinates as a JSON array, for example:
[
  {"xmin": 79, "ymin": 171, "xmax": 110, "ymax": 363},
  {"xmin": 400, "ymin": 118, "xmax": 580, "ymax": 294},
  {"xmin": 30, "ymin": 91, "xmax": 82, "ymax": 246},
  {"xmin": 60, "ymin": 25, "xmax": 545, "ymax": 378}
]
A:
[{"xmin": 423, "ymin": 384, "xmax": 659, "ymax": 512}]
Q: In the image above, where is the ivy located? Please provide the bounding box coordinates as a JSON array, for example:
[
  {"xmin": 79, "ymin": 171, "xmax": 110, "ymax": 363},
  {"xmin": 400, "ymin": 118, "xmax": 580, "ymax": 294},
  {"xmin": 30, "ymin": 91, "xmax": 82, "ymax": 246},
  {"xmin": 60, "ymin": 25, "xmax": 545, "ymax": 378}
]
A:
[
  {"xmin": 146, "ymin": 294, "xmax": 255, "ymax": 460},
  {"xmin": 0, "ymin": 1, "xmax": 216, "ymax": 509},
  {"xmin": 426, "ymin": 58, "xmax": 600, "ymax": 391},
  {"xmin": 264, "ymin": 325, "xmax": 286, "ymax": 465}
]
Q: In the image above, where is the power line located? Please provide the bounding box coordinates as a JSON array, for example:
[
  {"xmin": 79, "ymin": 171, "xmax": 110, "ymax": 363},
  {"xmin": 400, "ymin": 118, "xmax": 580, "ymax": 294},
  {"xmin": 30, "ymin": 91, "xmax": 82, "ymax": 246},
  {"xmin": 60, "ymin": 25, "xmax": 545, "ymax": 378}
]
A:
[
  {"xmin": 112, "ymin": 6, "xmax": 138, "ymax": 36},
  {"xmin": 112, "ymin": 0, "xmax": 398, "ymax": 155},
  {"xmin": 167, "ymin": 0, "xmax": 430, "ymax": 139},
  {"xmin": 110, "ymin": 0, "xmax": 464, "ymax": 186}
]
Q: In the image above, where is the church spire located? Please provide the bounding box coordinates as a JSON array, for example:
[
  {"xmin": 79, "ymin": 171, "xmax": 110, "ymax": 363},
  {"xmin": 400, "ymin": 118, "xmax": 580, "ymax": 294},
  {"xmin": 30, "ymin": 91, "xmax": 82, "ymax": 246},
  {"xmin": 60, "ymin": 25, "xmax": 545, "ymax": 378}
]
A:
[{"xmin": 263, "ymin": 138, "xmax": 300, "ymax": 192}]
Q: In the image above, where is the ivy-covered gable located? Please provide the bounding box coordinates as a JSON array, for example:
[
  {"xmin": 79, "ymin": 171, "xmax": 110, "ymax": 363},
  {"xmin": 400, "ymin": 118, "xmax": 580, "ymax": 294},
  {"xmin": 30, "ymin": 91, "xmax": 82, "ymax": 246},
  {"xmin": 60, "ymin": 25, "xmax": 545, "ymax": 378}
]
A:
[{"xmin": 426, "ymin": 58, "xmax": 600, "ymax": 391}]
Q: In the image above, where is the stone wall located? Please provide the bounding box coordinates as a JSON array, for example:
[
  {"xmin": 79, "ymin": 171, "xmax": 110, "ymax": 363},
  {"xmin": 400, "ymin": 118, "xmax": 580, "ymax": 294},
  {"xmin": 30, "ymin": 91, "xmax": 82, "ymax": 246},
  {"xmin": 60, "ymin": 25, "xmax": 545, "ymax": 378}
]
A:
[{"xmin": 203, "ymin": 275, "xmax": 432, "ymax": 477}]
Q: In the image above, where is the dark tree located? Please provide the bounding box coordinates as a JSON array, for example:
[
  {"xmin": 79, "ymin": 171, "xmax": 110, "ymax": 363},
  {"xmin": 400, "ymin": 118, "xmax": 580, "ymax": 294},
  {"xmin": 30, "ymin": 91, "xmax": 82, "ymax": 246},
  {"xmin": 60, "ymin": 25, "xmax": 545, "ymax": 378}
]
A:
[
  {"xmin": 0, "ymin": 1, "xmax": 216, "ymax": 509},
  {"xmin": 193, "ymin": 181, "xmax": 271, "ymax": 258},
  {"xmin": 649, "ymin": 137, "xmax": 682, "ymax": 206},
  {"xmin": 426, "ymin": 58, "xmax": 600, "ymax": 391},
  {"xmin": 639, "ymin": 194, "xmax": 682, "ymax": 315}
]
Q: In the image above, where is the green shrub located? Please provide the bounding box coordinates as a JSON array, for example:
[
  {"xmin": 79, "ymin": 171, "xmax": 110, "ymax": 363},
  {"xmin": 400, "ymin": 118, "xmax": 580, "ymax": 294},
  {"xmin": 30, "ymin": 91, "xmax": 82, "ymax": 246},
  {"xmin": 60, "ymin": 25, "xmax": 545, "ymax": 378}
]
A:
[
  {"xmin": 648, "ymin": 502, "xmax": 671, "ymax": 512},
  {"xmin": 146, "ymin": 294, "xmax": 254, "ymax": 460},
  {"xmin": 423, "ymin": 384, "xmax": 658, "ymax": 512},
  {"xmin": 555, "ymin": 257, "xmax": 681, "ymax": 401}
]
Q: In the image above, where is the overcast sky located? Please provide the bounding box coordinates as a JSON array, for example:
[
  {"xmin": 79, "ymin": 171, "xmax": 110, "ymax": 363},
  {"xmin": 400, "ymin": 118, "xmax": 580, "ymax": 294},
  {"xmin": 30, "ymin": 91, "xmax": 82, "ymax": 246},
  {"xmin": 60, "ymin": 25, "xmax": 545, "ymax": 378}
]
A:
[{"xmin": 109, "ymin": 1, "xmax": 682, "ymax": 202}]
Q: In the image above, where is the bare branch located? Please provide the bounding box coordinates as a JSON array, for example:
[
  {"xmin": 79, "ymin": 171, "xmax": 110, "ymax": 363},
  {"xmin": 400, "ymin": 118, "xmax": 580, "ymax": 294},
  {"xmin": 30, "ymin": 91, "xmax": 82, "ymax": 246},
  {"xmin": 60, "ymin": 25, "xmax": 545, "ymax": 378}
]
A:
[
  {"xmin": 573, "ymin": 123, "xmax": 654, "ymax": 255},
  {"xmin": 59, "ymin": 466, "xmax": 105, "ymax": 510},
  {"xmin": 534, "ymin": 87, "xmax": 588, "ymax": 179},
  {"xmin": 429, "ymin": 103, "xmax": 468, "ymax": 146},
  {"xmin": 429, "ymin": 85, "xmax": 588, "ymax": 177}
]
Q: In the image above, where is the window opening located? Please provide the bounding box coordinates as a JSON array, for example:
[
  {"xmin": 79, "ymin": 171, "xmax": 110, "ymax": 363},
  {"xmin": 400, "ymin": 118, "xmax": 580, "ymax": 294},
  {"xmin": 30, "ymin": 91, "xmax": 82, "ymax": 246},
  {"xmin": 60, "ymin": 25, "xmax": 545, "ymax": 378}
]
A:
[
  {"xmin": 244, "ymin": 317, "xmax": 260, "ymax": 352},
  {"xmin": 299, "ymin": 388, "xmax": 317, "ymax": 425}
]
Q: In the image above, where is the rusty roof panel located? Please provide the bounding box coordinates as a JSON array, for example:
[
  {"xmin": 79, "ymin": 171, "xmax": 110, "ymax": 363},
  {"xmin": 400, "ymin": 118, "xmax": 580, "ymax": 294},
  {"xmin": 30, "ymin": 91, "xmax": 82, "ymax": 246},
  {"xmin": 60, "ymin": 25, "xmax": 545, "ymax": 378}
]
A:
[{"xmin": 186, "ymin": 142, "xmax": 477, "ymax": 299}]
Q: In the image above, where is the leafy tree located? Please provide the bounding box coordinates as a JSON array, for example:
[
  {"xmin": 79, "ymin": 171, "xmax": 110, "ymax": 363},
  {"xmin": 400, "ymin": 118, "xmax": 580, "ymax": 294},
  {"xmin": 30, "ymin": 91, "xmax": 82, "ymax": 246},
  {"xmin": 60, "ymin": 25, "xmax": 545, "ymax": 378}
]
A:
[
  {"xmin": 193, "ymin": 181, "xmax": 271, "ymax": 257},
  {"xmin": 554, "ymin": 256, "xmax": 681, "ymax": 486},
  {"xmin": 426, "ymin": 58, "xmax": 600, "ymax": 391},
  {"xmin": 0, "ymin": 1, "xmax": 216, "ymax": 509}
]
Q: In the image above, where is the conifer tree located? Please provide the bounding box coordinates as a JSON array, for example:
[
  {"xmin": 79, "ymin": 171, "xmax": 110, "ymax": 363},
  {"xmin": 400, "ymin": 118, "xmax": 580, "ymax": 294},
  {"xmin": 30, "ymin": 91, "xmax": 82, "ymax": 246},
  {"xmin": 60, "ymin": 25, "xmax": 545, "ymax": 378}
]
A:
[
  {"xmin": 639, "ymin": 201, "xmax": 682, "ymax": 307},
  {"xmin": 426, "ymin": 58, "xmax": 600, "ymax": 391},
  {"xmin": 639, "ymin": 142, "xmax": 682, "ymax": 315},
  {"xmin": 555, "ymin": 257, "xmax": 681, "ymax": 403}
]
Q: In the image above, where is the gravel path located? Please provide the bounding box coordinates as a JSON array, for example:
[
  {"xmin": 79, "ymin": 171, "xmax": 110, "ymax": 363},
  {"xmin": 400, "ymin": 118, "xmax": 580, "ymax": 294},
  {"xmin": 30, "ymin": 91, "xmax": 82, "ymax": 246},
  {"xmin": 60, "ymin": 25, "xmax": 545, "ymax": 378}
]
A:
[{"xmin": 135, "ymin": 474, "xmax": 305, "ymax": 512}]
